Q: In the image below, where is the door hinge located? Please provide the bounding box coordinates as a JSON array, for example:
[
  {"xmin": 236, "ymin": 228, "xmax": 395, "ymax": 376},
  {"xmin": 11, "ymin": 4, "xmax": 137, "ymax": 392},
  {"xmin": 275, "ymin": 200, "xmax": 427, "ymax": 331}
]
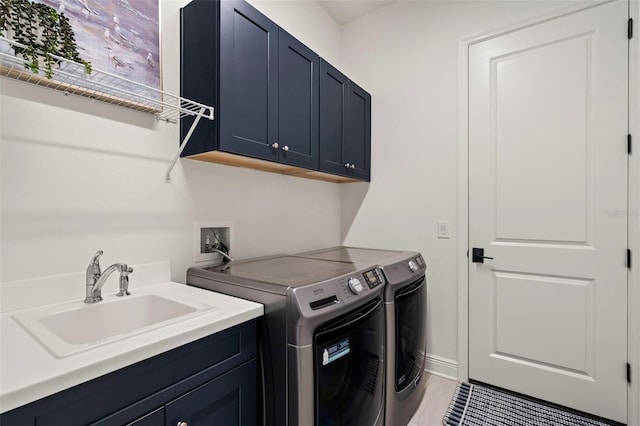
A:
[
  {"xmin": 629, "ymin": 134, "xmax": 632, "ymax": 155},
  {"xmin": 627, "ymin": 363, "xmax": 632, "ymax": 384},
  {"xmin": 628, "ymin": 249, "xmax": 632, "ymax": 269},
  {"xmin": 629, "ymin": 18, "xmax": 634, "ymax": 39}
]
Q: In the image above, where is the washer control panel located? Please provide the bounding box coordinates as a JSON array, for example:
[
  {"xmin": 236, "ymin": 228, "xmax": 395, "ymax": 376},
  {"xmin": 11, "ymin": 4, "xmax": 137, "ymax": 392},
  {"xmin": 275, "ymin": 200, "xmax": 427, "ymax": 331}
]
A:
[
  {"xmin": 347, "ymin": 277, "xmax": 363, "ymax": 294},
  {"xmin": 362, "ymin": 268, "xmax": 384, "ymax": 289},
  {"xmin": 338, "ymin": 267, "xmax": 384, "ymax": 300}
]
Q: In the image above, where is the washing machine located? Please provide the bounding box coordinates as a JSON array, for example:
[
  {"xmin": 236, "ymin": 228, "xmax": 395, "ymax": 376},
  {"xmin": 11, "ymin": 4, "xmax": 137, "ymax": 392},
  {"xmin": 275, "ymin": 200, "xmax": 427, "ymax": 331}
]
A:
[
  {"xmin": 297, "ymin": 247, "xmax": 427, "ymax": 426},
  {"xmin": 187, "ymin": 255, "xmax": 386, "ymax": 426}
]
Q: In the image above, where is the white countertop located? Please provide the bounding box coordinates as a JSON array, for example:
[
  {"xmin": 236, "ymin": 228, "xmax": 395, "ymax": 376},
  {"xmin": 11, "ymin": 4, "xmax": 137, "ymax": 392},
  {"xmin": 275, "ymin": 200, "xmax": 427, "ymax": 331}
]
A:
[{"xmin": 0, "ymin": 262, "xmax": 263, "ymax": 414}]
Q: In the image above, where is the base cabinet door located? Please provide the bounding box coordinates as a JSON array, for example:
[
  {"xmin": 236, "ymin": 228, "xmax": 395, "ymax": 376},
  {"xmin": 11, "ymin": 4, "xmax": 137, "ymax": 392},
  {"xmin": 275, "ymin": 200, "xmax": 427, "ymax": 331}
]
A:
[
  {"xmin": 166, "ymin": 359, "xmax": 257, "ymax": 426},
  {"xmin": 127, "ymin": 408, "xmax": 164, "ymax": 426}
]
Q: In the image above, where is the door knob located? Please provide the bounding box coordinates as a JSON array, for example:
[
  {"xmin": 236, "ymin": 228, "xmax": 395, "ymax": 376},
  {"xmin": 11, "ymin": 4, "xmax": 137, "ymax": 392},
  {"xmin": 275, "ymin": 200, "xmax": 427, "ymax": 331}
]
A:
[{"xmin": 472, "ymin": 248, "xmax": 493, "ymax": 263}]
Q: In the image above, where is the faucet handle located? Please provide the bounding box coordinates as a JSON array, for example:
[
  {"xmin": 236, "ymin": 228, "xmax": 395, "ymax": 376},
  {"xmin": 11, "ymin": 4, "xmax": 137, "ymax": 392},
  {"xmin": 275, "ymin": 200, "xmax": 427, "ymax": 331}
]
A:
[
  {"xmin": 89, "ymin": 250, "xmax": 104, "ymax": 271},
  {"xmin": 91, "ymin": 250, "xmax": 104, "ymax": 263},
  {"xmin": 86, "ymin": 250, "xmax": 104, "ymax": 284},
  {"xmin": 116, "ymin": 266, "xmax": 133, "ymax": 297}
]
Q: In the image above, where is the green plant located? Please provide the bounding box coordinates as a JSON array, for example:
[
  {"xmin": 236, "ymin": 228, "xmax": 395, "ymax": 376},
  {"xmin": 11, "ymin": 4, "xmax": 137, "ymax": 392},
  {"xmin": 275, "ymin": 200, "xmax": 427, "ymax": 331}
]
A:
[{"xmin": 0, "ymin": 0, "xmax": 92, "ymax": 78}]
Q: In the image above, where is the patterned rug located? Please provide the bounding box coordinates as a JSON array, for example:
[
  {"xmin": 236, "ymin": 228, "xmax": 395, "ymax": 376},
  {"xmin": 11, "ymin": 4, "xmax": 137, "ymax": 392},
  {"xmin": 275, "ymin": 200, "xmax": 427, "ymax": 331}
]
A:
[{"xmin": 443, "ymin": 383, "xmax": 615, "ymax": 426}]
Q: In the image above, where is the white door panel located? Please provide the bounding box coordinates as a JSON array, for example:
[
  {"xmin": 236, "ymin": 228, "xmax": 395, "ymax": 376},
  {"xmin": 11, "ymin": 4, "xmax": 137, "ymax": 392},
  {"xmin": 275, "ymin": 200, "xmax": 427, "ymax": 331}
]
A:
[
  {"xmin": 493, "ymin": 272, "xmax": 594, "ymax": 374},
  {"xmin": 469, "ymin": 1, "xmax": 628, "ymax": 422},
  {"xmin": 495, "ymin": 36, "xmax": 591, "ymax": 243}
]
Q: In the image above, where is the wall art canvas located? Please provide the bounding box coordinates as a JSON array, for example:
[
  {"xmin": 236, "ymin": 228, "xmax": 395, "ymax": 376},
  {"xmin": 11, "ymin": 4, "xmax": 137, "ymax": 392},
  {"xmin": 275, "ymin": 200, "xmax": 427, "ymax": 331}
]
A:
[{"xmin": 36, "ymin": 0, "xmax": 161, "ymax": 94}]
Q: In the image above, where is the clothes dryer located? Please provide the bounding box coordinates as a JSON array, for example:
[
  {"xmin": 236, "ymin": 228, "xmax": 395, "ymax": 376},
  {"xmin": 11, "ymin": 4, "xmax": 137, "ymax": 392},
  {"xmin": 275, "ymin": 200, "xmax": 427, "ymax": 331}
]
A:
[
  {"xmin": 297, "ymin": 247, "xmax": 427, "ymax": 426},
  {"xmin": 187, "ymin": 255, "xmax": 386, "ymax": 426}
]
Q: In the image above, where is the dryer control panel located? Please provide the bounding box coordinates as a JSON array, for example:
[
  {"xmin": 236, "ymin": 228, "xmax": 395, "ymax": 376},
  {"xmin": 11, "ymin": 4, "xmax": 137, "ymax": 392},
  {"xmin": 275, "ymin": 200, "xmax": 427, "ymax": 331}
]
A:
[
  {"xmin": 338, "ymin": 267, "xmax": 384, "ymax": 302},
  {"xmin": 362, "ymin": 268, "xmax": 384, "ymax": 289},
  {"xmin": 407, "ymin": 255, "xmax": 426, "ymax": 273},
  {"xmin": 347, "ymin": 277, "xmax": 364, "ymax": 294},
  {"xmin": 288, "ymin": 266, "xmax": 386, "ymax": 345},
  {"xmin": 290, "ymin": 267, "xmax": 386, "ymax": 322}
]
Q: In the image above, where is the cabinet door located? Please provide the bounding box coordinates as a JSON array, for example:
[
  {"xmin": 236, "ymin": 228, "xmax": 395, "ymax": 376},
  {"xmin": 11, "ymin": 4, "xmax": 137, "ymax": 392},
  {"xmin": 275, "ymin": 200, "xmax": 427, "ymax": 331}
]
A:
[
  {"xmin": 346, "ymin": 81, "xmax": 371, "ymax": 181},
  {"xmin": 278, "ymin": 29, "xmax": 319, "ymax": 169},
  {"xmin": 127, "ymin": 408, "xmax": 164, "ymax": 426},
  {"xmin": 219, "ymin": 0, "xmax": 279, "ymax": 162},
  {"xmin": 180, "ymin": 0, "xmax": 219, "ymax": 157},
  {"xmin": 165, "ymin": 359, "xmax": 257, "ymax": 426},
  {"xmin": 318, "ymin": 59, "xmax": 349, "ymax": 176}
]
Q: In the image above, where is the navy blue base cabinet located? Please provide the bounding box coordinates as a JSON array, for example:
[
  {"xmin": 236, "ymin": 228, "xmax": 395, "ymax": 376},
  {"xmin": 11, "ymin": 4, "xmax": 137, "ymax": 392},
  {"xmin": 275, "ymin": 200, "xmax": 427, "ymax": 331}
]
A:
[
  {"xmin": 165, "ymin": 359, "xmax": 257, "ymax": 426},
  {"xmin": 0, "ymin": 320, "xmax": 258, "ymax": 426},
  {"xmin": 181, "ymin": 0, "xmax": 371, "ymax": 182}
]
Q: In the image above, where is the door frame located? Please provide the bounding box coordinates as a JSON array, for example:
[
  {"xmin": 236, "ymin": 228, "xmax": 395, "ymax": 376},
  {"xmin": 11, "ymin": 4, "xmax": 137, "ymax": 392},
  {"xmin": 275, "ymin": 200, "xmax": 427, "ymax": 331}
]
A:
[{"xmin": 456, "ymin": 1, "xmax": 639, "ymax": 424}]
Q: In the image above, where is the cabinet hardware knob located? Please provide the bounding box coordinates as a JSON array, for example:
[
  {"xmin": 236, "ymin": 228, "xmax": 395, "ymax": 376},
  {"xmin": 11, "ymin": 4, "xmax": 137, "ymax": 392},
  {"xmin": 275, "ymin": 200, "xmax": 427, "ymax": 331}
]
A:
[
  {"xmin": 177, "ymin": 422, "xmax": 188, "ymax": 426},
  {"xmin": 271, "ymin": 142, "xmax": 279, "ymax": 149},
  {"xmin": 345, "ymin": 163, "xmax": 351, "ymax": 168},
  {"xmin": 282, "ymin": 145, "xmax": 289, "ymax": 152},
  {"xmin": 350, "ymin": 164, "xmax": 355, "ymax": 169}
]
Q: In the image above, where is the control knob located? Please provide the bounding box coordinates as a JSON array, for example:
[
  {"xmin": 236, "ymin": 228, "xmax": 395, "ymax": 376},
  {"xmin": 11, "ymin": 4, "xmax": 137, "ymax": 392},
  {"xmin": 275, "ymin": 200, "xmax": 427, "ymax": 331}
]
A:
[
  {"xmin": 347, "ymin": 277, "xmax": 364, "ymax": 294},
  {"xmin": 408, "ymin": 260, "xmax": 419, "ymax": 273}
]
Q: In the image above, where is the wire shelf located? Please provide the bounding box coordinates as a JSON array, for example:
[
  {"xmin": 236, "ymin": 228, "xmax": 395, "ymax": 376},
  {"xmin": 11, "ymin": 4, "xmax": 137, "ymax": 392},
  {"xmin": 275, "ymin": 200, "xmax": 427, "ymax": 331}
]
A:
[
  {"xmin": 0, "ymin": 36, "xmax": 214, "ymax": 182},
  {"xmin": 0, "ymin": 36, "xmax": 214, "ymax": 123}
]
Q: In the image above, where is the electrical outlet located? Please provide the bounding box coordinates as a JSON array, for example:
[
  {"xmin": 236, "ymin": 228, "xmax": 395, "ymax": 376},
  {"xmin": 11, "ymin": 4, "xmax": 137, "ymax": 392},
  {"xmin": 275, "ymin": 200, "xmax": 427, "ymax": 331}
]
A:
[
  {"xmin": 194, "ymin": 221, "xmax": 233, "ymax": 263},
  {"xmin": 437, "ymin": 220, "xmax": 450, "ymax": 239}
]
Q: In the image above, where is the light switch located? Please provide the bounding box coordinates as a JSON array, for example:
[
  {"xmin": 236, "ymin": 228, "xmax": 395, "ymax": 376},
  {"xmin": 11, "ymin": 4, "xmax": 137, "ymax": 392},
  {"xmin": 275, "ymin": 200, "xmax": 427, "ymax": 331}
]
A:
[{"xmin": 437, "ymin": 220, "xmax": 450, "ymax": 239}]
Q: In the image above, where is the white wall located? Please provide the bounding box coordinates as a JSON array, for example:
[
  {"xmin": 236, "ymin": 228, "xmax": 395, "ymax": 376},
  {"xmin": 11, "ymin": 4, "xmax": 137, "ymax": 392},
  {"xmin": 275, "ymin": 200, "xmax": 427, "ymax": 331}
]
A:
[
  {"xmin": 248, "ymin": 0, "xmax": 341, "ymax": 66},
  {"xmin": 0, "ymin": 0, "xmax": 343, "ymax": 283},
  {"xmin": 339, "ymin": 0, "xmax": 578, "ymax": 372}
]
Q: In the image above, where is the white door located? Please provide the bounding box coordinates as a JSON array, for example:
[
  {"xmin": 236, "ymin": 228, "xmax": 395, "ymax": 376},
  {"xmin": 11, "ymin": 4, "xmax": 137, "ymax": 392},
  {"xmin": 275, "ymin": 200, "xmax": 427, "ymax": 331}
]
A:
[{"xmin": 468, "ymin": 1, "xmax": 629, "ymax": 423}]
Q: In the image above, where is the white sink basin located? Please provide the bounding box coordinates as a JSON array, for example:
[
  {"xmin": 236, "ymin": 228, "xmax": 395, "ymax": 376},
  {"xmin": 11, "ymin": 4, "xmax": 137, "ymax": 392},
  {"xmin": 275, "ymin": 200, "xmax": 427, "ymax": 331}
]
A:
[{"xmin": 13, "ymin": 294, "xmax": 215, "ymax": 358}]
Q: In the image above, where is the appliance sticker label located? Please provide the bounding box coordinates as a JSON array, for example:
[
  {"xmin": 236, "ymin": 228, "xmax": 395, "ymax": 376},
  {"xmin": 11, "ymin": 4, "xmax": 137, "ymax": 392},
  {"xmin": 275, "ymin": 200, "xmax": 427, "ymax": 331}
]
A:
[{"xmin": 322, "ymin": 338, "xmax": 350, "ymax": 366}]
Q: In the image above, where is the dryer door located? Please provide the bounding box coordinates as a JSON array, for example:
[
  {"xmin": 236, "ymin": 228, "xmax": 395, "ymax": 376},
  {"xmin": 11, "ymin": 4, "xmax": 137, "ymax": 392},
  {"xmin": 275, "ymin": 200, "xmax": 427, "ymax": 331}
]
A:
[
  {"xmin": 314, "ymin": 297, "xmax": 385, "ymax": 426},
  {"xmin": 394, "ymin": 276, "xmax": 426, "ymax": 392}
]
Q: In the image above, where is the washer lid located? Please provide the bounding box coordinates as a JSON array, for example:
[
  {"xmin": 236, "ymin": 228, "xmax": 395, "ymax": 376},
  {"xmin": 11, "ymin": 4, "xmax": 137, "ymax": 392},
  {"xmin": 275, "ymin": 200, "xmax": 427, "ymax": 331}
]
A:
[{"xmin": 206, "ymin": 255, "xmax": 359, "ymax": 288}]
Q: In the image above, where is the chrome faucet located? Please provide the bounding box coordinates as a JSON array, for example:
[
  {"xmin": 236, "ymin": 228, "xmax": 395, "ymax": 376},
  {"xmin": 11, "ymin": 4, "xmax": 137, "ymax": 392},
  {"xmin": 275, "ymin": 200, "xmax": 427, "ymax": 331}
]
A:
[{"xmin": 85, "ymin": 251, "xmax": 134, "ymax": 303}]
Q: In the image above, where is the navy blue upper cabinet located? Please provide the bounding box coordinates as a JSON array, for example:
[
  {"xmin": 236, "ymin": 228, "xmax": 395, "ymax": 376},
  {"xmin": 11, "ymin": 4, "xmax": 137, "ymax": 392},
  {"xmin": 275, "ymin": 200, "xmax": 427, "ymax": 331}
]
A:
[
  {"xmin": 181, "ymin": 0, "xmax": 279, "ymax": 161},
  {"xmin": 319, "ymin": 59, "xmax": 371, "ymax": 181},
  {"xmin": 181, "ymin": 0, "xmax": 369, "ymax": 181},
  {"xmin": 318, "ymin": 60, "xmax": 348, "ymax": 176},
  {"xmin": 180, "ymin": 0, "xmax": 219, "ymax": 158},
  {"xmin": 346, "ymin": 81, "xmax": 371, "ymax": 181},
  {"xmin": 181, "ymin": 0, "xmax": 319, "ymax": 170},
  {"xmin": 219, "ymin": 0, "xmax": 278, "ymax": 162},
  {"xmin": 278, "ymin": 29, "xmax": 319, "ymax": 170}
]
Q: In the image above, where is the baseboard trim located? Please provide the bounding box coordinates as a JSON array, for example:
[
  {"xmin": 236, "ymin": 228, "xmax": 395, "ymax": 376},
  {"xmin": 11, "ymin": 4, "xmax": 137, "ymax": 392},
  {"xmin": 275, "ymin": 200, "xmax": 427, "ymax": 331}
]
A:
[{"xmin": 425, "ymin": 353, "xmax": 458, "ymax": 380}]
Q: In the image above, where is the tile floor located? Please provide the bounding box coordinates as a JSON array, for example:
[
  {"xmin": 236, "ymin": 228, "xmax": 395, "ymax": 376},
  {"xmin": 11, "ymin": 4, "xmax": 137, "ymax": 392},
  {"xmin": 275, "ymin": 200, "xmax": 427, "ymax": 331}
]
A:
[{"xmin": 408, "ymin": 374, "xmax": 458, "ymax": 426}]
